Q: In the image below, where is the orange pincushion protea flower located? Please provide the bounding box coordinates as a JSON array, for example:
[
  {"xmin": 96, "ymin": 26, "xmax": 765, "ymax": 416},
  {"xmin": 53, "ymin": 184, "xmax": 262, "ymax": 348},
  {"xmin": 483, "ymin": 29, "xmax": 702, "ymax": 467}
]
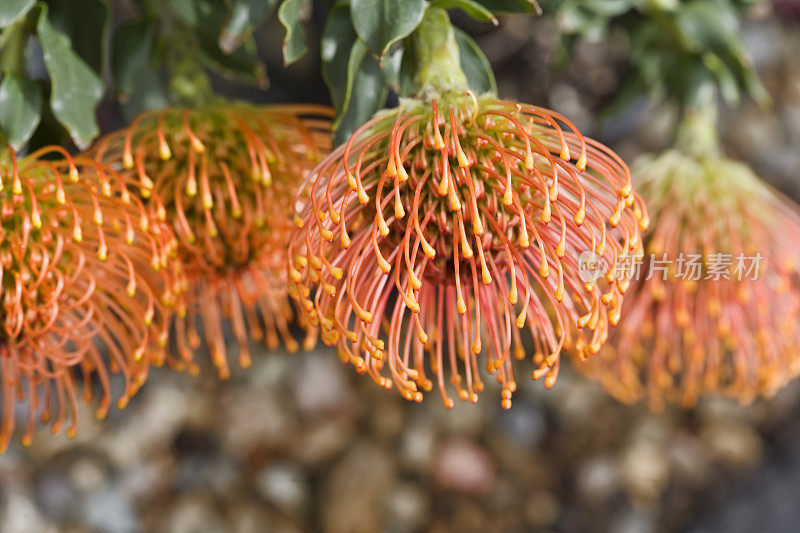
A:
[
  {"xmin": 91, "ymin": 104, "xmax": 332, "ymax": 378},
  {"xmin": 0, "ymin": 147, "xmax": 177, "ymax": 451},
  {"xmin": 580, "ymin": 148, "xmax": 800, "ymax": 410},
  {"xmin": 288, "ymin": 93, "xmax": 648, "ymax": 408}
]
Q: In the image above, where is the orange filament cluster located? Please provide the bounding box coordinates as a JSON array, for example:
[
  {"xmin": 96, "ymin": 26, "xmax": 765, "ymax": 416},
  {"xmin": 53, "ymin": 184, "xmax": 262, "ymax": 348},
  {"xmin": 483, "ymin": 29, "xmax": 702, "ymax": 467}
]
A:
[
  {"xmin": 90, "ymin": 104, "xmax": 333, "ymax": 378},
  {"xmin": 581, "ymin": 151, "xmax": 800, "ymax": 410},
  {"xmin": 288, "ymin": 93, "xmax": 647, "ymax": 408},
  {"xmin": 0, "ymin": 147, "xmax": 178, "ymax": 451}
]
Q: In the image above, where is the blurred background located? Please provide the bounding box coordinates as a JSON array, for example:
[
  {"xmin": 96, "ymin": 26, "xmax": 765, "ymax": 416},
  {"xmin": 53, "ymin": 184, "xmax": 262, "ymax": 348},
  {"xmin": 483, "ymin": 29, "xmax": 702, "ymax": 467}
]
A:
[{"xmin": 2, "ymin": 1, "xmax": 800, "ymax": 532}]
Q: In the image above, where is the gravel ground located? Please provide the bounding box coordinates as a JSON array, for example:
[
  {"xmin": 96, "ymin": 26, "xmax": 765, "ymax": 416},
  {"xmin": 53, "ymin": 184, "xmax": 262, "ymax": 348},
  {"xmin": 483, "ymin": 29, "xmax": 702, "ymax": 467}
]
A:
[{"xmin": 3, "ymin": 346, "xmax": 800, "ymax": 533}]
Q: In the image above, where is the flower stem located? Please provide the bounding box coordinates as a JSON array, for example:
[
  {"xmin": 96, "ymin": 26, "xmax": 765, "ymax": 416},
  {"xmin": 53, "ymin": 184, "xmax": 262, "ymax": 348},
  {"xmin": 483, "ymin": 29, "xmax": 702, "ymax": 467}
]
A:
[
  {"xmin": 411, "ymin": 7, "xmax": 468, "ymax": 97},
  {"xmin": 675, "ymin": 101, "xmax": 721, "ymax": 159},
  {"xmin": 164, "ymin": 30, "xmax": 216, "ymax": 107}
]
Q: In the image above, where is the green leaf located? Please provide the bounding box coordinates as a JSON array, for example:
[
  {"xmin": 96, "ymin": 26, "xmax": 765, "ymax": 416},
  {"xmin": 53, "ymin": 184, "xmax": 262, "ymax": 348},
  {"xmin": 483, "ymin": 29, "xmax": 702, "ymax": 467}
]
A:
[
  {"xmin": 112, "ymin": 19, "xmax": 156, "ymax": 100},
  {"xmin": 26, "ymin": 92, "xmax": 72, "ymax": 149},
  {"xmin": 191, "ymin": 1, "xmax": 233, "ymax": 41},
  {"xmin": 220, "ymin": 0, "xmax": 279, "ymax": 53},
  {"xmin": 0, "ymin": 72, "xmax": 41, "ymax": 149},
  {"xmin": 166, "ymin": 0, "xmax": 230, "ymax": 45},
  {"xmin": 198, "ymin": 32, "xmax": 268, "ymax": 86},
  {"xmin": 742, "ymin": 64, "xmax": 770, "ymax": 108},
  {"xmin": 682, "ymin": 64, "xmax": 716, "ymax": 109},
  {"xmin": 120, "ymin": 68, "xmax": 168, "ymax": 122},
  {"xmin": 334, "ymin": 44, "xmax": 386, "ymax": 145},
  {"xmin": 334, "ymin": 38, "xmax": 369, "ymax": 125},
  {"xmin": 0, "ymin": 0, "xmax": 35, "ymax": 28},
  {"xmin": 473, "ymin": 0, "xmax": 540, "ymax": 14},
  {"xmin": 278, "ymin": 0, "xmax": 311, "ymax": 65},
  {"xmin": 675, "ymin": 0, "xmax": 740, "ymax": 53},
  {"xmin": 167, "ymin": 0, "xmax": 200, "ymax": 26},
  {"xmin": 431, "ymin": 0, "xmax": 497, "ymax": 24},
  {"xmin": 553, "ymin": 0, "xmax": 629, "ymax": 37},
  {"xmin": 568, "ymin": 0, "xmax": 632, "ymax": 18},
  {"xmin": 380, "ymin": 43, "xmax": 404, "ymax": 92},
  {"xmin": 703, "ymin": 52, "xmax": 740, "ymax": 105},
  {"xmin": 37, "ymin": 4, "xmax": 104, "ymax": 149},
  {"xmin": 46, "ymin": 0, "xmax": 111, "ymax": 73},
  {"xmin": 453, "ymin": 27, "xmax": 496, "ymax": 94},
  {"xmin": 321, "ymin": 3, "xmax": 358, "ymax": 109},
  {"xmin": 398, "ymin": 39, "xmax": 416, "ymax": 96},
  {"xmin": 350, "ymin": 0, "xmax": 426, "ymax": 56},
  {"xmin": 592, "ymin": 0, "xmax": 633, "ymax": 17}
]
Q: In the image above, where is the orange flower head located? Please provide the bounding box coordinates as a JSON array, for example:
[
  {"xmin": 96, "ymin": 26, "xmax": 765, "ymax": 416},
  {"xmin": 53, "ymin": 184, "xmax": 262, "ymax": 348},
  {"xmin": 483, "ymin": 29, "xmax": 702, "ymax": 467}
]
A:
[
  {"xmin": 0, "ymin": 147, "xmax": 177, "ymax": 451},
  {"xmin": 581, "ymin": 148, "xmax": 800, "ymax": 410},
  {"xmin": 91, "ymin": 104, "xmax": 332, "ymax": 378},
  {"xmin": 288, "ymin": 93, "xmax": 647, "ymax": 408}
]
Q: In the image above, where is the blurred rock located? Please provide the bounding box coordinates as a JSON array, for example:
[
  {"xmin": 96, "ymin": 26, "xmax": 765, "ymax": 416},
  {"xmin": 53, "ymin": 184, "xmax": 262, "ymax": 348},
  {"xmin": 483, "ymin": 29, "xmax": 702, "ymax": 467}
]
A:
[
  {"xmin": 320, "ymin": 441, "xmax": 396, "ymax": 533},
  {"xmin": 26, "ymin": 400, "xmax": 105, "ymax": 461},
  {"xmin": 177, "ymin": 452, "xmax": 239, "ymax": 496},
  {"xmin": 433, "ymin": 438, "xmax": 496, "ymax": 495},
  {"xmin": 547, "ymin": 373, "xmax": 609, "ymax": 428},
  {"xmin": 1, "ymin": 488, "xmax": 54, "ymax": 533},
  {"xmin": 492, "ymin": 399, "xmax": 546, "ymax": 449},
  {"xmin": 35, "ymin": 468, "xmax": 81, "ymax": 522},
  {"xmin": 549, "ymin": 82, "xmax": 592, "ymax": 131},
  {"xmin": 69, "ymin": 455, "xmax": 108, "ymax": 493},
  {"xmin": 369, "ymin": 394, "xmax": 406, "ymax": 441},
  {"xmin": 621, "ymin": 441, "xmax": 670, "ymax": 503},
  {"xmin": 523, "ymin": 490, "xmax": 560, "ymax": 530},
  {"xmin": 398, "ymin": 419, "xmax": 436, "ymax": 474},
  {"xmin": 701, "ymin": 421, "xmax": 763, "ymax": 467},
  {"xmin": 255, "ymin": 462, "xmax": 307, "ymax": 515},
  {"xmin": 384, "ymin": 483, "xmax": 429, "ymax": 533},
  {"xmin": 611, "ymin": 507, "xmax": 657, "ymax": 533},
  {"xmin": 117, "ymin": 456, "xmax": 175, "ymax": 501},
  {"xmin": 295, "ymin": 419, "xmax": 355, "ymax": 465},
  {"xmin": 577, "ymin": 455, "xmax": 621, "ymax": 503},
  {"xmin": 435, "ymin": 500, "xmax": 489, "ymax": 532},
  {"xmin": 83, "ymin": 486, "xmax": 139, "ymax": 533},
  {"xmin": 292, "ymin": 351, "xmax": 354, "ymax": 418},
  {"xmin": 220, "ymin": 388, "xmax": 297, "ymax": 457},
  {"xmin": 430, "ymin": 399, "xmax": 487, "ymax": 436},
  {"xmin": 247, "ymin": 348, "xmax": 294, "ymax": 389},
  {"xmin": 229, "ymin": 503, "xmax": 302, "ymax": 533},
  {"xmin": 669, "ymin": 433, "xmax": 710, "ymax": 486},
  {"xmin": 98, "ymin": 385, "xmax": 191, "ymax": 467},
  {"xmin": 160, "ymin": 493, "xmax": 225, "ymax": 533},
  {"xmin": 0, "ymin": 451, "xmax": 29, "ymax": 512}
]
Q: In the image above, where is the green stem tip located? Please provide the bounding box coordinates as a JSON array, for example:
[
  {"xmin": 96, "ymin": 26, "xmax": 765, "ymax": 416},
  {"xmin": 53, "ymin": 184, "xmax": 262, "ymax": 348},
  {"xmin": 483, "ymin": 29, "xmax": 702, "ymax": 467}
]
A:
[
  {"xmin": 411, "ymin": 7, "xmax": 468, "ymax": 97},
  {"xmin": 675, "ymin": 102, "xmax": 721, "ymax": 160}
]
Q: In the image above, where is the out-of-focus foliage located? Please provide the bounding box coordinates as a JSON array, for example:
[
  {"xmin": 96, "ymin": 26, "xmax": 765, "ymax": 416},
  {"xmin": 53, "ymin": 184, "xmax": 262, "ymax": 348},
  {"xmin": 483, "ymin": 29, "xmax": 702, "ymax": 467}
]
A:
[
  {"xmin": 0, "ymin": 0, "xmax": 281, "ymax": 150},
  {"xmin": 0, "ymin": 0, "xmax": 107, "ymax": 149},
  {"xmin": 114, "ymin": 0, "xmax": 275, "ymax": 118},
  {"xmin": 540, "ymin": 0, "xmax": 769, "ymax": 109},
  {"xmin": 289, "ymin": 0, "xmax": 540, "ymax": 143},
  {"xmin": 0, "ymin": 0, "xmax": 771, "ymax": 150},
  {"xmin": 3, "ymin": 0, "xmax": 538, "ymax": 150}
]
